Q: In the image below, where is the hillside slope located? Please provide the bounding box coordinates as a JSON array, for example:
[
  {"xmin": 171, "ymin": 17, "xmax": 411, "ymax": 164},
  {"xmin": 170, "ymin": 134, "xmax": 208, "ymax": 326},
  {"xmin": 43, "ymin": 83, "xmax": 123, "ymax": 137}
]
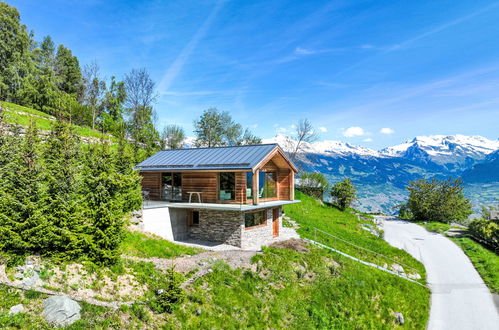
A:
[
  {"xmin": 0, "ymin": 193, "xmax": 430, "ymax": 329},
  {"xmin": 0, "ymin": 101, "xmax": 114, "ymax": 142}
]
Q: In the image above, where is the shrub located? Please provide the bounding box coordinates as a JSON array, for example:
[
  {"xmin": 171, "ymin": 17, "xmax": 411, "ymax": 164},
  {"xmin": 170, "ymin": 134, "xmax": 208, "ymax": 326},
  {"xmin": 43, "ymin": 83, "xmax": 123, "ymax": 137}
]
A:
[
  {"xmin": 406, "ymin": 178, "xmax": 472, "ymax": 223},
  {"xmin": 468, "ymin": 219, "xmax": 499, "ymax": 251},
  {"xmin": 298, "ymin": 172, "xmax": 329, "ymax": 199},
  {"xmin": 330, "ymin": 178, "xmax": 356, "ymax": 211}
]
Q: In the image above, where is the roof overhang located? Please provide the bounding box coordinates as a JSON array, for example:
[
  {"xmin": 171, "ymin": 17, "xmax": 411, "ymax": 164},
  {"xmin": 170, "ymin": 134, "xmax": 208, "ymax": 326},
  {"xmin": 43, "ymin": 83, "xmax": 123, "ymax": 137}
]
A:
[{"xmin": 253, "ymin": 145, "xmax": 299, "ymax": 173}]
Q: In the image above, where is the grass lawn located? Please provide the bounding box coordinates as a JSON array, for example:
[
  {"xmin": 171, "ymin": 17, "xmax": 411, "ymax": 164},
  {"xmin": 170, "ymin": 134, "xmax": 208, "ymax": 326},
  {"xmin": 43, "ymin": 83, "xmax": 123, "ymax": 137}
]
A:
[
  {"xmin": 121, "ymin": 230, "xmax": 202, "ymax": 259},
  {"xmin": 418, "ymin": 221, "xmax": 499, "ymax": 293},
  {"xmin": 284, "ymin": 191, "xmax": 426, "ymax": 279}
]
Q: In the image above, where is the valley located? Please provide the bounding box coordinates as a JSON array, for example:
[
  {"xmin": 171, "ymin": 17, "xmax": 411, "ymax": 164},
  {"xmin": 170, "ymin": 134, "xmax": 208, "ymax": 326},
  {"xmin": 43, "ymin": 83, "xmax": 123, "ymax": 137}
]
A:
[{"xmin": 265, "ymin": 134, "xmax": 499, "ymax": 214}]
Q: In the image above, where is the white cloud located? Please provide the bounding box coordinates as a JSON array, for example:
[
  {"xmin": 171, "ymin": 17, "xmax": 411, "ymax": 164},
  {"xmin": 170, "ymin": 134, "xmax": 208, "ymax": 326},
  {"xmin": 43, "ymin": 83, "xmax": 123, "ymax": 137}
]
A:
[
  {"xmin": 343, "ymin": 126, "xmax": 365, "ymax": 137},
  {"xmin": 380, "ymin": 127, "xmax": 395, "ymax": 135},
  {"xmin": 250, "ymin": 124, "xmax": 258, "ymax": 129},
  {"xmin": 363, "ymin": 138, "xmax": 373, "ymax": 142},
  {"xmin": 295, "ymin": 47, "xmax": 315, "ymax": 55},
  {"xmin": 318, "ymin": 126, "xmax": 328, "ymax": 132}
]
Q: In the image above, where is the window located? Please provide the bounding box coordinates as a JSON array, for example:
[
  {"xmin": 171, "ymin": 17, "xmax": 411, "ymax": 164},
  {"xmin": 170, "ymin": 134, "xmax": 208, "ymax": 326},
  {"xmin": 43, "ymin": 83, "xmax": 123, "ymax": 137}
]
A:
[
  {"xmin": 246, "ymin": 172, "xmax": 253, "ymax": 199},
  {"xmin": 190, "ymin": 211, "xmax": 200, "ymax": 226},
  {"xmin": 245, "ymin": 211, "xmax": 267, "ymax": 228},
  {"xmin": 258, "ymin": 171, "xmax": 277, "ymax": 199},
  {"xmin": 162, "ymin": 172, "xmax": 182, "ymax": 200},
  {"xmin": 219, "ymin": 172, "xmax": 235, "ymax": 200}
]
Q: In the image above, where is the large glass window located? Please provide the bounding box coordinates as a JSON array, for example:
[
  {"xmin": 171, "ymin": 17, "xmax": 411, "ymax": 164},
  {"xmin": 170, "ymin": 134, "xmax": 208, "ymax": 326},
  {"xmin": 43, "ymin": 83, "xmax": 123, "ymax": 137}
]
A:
[
  {"xmin": 219, "ymin": 172, "xmax": 235, "ymax": 200},
  {"xmin": 244, "ymin": 211, "xmax": 267, "ymax": 228},
  {"xmin": 162, "ymin": 172, "xmax": 182, "ymax": 201},
  {"xmin": 258, "ymin": 171, "xmax": 277, "ymax": 199},
  {"xmin": 246, "ymin": 172, "xmax": 253, "ymax": 199}
]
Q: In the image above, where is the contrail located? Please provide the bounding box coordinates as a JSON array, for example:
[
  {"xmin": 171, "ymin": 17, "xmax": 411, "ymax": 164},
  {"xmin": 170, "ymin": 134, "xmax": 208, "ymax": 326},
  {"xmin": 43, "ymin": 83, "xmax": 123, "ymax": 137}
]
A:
[{"xmin": 158, "ymin": 0, "xmax": 225, "ymax": 93}]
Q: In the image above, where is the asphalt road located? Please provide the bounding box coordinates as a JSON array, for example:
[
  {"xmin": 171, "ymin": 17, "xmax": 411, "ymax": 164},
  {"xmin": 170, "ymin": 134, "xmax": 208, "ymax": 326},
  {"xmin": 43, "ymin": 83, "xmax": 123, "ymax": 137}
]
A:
[{"xmin": 381, "ymin": 217, "xmax": 499, "ymax": 330}]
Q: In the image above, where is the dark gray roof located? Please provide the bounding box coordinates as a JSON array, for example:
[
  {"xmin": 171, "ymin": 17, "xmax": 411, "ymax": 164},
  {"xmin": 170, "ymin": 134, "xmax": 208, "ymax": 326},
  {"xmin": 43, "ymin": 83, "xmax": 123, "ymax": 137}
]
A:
[{"xmin": 136, "ymin": 144, "xmax": 280, "ymax": 171}]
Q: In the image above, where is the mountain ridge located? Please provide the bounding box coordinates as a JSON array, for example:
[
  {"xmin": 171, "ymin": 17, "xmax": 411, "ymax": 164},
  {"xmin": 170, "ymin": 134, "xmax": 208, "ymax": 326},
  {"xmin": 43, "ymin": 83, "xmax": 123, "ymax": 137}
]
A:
[{"xmin": 264, "ymin": 133, "xmax": 499, "ymax": 214}]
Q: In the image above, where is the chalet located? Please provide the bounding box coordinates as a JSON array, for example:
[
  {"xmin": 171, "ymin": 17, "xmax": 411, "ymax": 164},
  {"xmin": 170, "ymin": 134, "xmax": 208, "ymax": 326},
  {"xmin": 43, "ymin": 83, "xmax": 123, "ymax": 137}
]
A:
[{"xmin": 136, "ymin": 143, "xmax": 300, "ymax": 249}]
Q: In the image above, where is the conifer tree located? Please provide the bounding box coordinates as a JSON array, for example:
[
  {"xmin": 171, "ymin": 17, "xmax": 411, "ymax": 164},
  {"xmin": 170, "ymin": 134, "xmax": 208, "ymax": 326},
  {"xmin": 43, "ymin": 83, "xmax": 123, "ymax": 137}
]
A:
[{"xmin": 42, "ymin": 120, "xmax": 86, "ymax": 259}]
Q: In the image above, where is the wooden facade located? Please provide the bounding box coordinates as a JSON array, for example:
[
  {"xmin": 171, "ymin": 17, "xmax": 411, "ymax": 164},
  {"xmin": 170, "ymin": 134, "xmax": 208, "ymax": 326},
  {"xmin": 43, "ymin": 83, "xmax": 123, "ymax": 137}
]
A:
[{"xmin": 140, "ymin": 149, "xmax": 296, "ymax": 205}]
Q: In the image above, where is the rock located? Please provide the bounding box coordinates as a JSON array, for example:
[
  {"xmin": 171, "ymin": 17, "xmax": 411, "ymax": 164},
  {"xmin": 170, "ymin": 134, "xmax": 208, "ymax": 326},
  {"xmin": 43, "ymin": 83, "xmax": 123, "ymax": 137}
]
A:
[
  {"xmin": 391, "ymin": 263, "xmax": 405, "ymax": 274},
  {"xmin": 195, "ymin": 309, "xmax": 202, "ymax": 315},
  {"xmin": 407, "ymin": 273, "xmax": 422, "ymax": 280},
  {"xmin": 26, "ymin": 259, "xmax": 34, "ymax": 266},
  {"xmin": 43, "ymin": 296, "xmax": 81, "ymax": 327},
  {"xmin": 9, "ymin": 304, "xmax": 24, "ymax": 315},
  {"xmin": 14, "ymin": 272, "xmax": 23, "ymax": 280},
  {"xmin": 395, "ymin": 312, "xmax": 404, "ymax": 325},
  {"xmin": 22, "ymin": 272, "xmax": 40, "ymax": 287}
]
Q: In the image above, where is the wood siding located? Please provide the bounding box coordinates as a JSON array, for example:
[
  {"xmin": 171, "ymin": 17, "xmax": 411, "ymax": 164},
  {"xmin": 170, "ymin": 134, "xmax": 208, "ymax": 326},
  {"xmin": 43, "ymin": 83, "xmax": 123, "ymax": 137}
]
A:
[
  {"xmin": 140, "ymin": 172, "xmax": 161, "ymax": 200},
  {"xmin": 139, "ymin": 150, "xmax": 296, "ymax": 204},
  {"xmin": 181, "ymin": 172, "xmax": 218, "ymax": 203},
  {"xmin": 277, "ymin": 168, "xmax": 291, "ymax": 200}
]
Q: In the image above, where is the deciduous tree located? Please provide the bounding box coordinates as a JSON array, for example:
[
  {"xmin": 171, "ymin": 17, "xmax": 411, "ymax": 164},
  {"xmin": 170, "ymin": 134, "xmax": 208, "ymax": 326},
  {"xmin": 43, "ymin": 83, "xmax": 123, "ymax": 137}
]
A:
[
  {"xmin": 406, "ymin": 178, "xmax": 472, "ymax": 223},
  {"xmin": 331, "ymin": 178, "xmax": 356, "ymax": 211}
]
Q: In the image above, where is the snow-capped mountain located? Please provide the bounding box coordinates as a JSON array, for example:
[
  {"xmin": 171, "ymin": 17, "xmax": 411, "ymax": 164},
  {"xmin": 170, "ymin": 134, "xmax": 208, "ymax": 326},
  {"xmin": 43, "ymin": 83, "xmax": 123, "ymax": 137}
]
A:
[
  {"xmin": 380, "ymin": 135, "xmax": 499, "ymax": 170},
  {"xmin": 263, "ymin": 134, "xmax": 381, "ymax": 157},
  {"xmin": 265, "ymin": 134, "xmax": 499, "ymax": 214}
]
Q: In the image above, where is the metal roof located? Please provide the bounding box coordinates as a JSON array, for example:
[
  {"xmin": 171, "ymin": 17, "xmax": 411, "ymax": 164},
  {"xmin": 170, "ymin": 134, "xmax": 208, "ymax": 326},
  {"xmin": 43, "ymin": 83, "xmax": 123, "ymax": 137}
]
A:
[{"xmin": 136, "ymin": 144, "xmax": 282, "ymax": 171}]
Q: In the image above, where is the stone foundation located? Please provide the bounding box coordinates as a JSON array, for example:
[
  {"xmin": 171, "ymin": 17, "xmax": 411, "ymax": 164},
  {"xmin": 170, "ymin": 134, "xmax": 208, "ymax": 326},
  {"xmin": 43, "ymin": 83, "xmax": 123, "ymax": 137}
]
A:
[
  {"xmin": 188, "ymin": 210, "xmax": 243, "ymax": 247},
  {"xmin": 241, "ymin": 207, "xmax": 282, "ymax": 249}
]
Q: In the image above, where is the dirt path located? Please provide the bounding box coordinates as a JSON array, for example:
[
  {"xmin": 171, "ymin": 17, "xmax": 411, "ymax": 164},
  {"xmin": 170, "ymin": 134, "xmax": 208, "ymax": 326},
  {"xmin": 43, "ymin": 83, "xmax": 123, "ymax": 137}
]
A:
[{"xmin": 124, "ymin": 250, "xmax": 259, "ymax": 274}]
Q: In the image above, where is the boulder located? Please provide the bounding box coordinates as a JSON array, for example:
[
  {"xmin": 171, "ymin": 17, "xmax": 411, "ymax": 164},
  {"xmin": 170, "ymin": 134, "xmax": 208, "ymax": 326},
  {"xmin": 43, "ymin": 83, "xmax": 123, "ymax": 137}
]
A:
[
  {"xmin": 43, "ymin": 296, "xmax": 81, "ymax": 327},
  {"xmin": 9, "ymin": 304, "xmax": 24, "ymax": 315}
]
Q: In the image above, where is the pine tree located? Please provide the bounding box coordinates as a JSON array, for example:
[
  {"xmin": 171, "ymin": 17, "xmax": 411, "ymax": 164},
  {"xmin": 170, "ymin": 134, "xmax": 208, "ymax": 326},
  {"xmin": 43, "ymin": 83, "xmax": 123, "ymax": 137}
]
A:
[
  {"xmin": 0, "ymin": 121, "xmax": 50, "ymax": 254},
  {"xmin": 0, "ymin": 2, "xmax": 31, "ymax": 101},
  {"xmin": 80, "ymin": 143, "xmax": 126, "ymax": 264},
  {"xmin": 42, "ymin": 120, "xmax": 86, "ymax": 259},
  {"xmin": 55, "ymin": 44, "xmax": 83, "ymax": 97}
]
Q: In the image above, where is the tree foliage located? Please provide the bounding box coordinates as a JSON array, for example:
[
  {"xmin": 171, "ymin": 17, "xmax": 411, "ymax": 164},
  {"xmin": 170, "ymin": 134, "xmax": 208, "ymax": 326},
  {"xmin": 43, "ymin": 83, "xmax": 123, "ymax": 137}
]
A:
[
  {"xmin": 331, "ymin": 178, "xmax": 356, "ymax": 211},
  {"xmin": 160, "ymin": 124, "xmax": 186, "ymax": 149},
  {"xmin": 298, "ymin": 172, "xmax": 329, "ymax": 199},
  {"xmin": 0, "ymin": 116, "xmax": 142, "ymax": 264},
  {"xmin": 405, "ymin": 178, "xmax": 472, "ymax": 223},
  {"xmin": 193, "ymin": 108, "xmax": 261, "ymax": 147},
  {"xmin": 0, "ymin": 2, "xmax": 160, "ymax": 144}
]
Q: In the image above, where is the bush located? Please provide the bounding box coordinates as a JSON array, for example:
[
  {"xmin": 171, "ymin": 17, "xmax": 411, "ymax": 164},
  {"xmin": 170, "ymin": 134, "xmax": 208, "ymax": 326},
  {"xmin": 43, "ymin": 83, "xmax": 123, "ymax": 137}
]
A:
[
  {"xmin": 468, "ymin": 219, "xmax": 499, "ymax": 251},
  {"xmin": 406, "ymin": 178, "xmax": 472, "ymax": 223},
  {"xmin": 330, "ymin": 178, "xmax": 356, "ymax": 211},
  {"xmin": 297, "ymin": 172, "xmax": 329, "ymax": 199}
]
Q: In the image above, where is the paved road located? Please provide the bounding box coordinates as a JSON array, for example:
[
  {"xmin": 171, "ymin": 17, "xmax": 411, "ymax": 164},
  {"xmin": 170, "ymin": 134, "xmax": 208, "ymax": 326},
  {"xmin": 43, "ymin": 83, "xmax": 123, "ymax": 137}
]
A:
[{"xmin": 380, "ymin": 217, "xmax": 499, "ymax": 330}]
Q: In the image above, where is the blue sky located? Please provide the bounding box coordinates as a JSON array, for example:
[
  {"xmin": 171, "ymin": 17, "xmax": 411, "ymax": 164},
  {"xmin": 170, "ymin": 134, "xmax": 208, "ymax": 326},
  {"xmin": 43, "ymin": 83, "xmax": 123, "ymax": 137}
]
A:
[{"xmin": 9, "ymin": 0, "xmax": 499, "ymax": 149}]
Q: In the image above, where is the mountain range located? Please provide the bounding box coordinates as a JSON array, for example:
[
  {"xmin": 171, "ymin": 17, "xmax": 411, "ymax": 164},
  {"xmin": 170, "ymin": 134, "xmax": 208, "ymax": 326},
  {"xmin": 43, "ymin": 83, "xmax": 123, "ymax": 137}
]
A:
[{"xmin": 264, "ymin": 134, "xmax": 499, "ymax": 214}]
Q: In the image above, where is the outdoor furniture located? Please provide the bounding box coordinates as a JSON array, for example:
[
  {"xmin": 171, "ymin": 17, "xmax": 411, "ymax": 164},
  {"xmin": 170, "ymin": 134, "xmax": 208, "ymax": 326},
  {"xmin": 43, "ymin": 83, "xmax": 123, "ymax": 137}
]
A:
[{"xmin": 188, "ymin": 191, "xmax": 203, "ymax": 203}]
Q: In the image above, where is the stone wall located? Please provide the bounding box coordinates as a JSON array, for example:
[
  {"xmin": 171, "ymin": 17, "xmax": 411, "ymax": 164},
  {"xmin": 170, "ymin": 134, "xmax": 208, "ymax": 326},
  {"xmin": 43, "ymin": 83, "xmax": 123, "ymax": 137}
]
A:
[
  {"xmin": 241, "ymin": 207, "xmax": 282, "ymax": 250},
  {"xmin": 188, "ymin": 210, "xmax": 243, "ymax": 246}
]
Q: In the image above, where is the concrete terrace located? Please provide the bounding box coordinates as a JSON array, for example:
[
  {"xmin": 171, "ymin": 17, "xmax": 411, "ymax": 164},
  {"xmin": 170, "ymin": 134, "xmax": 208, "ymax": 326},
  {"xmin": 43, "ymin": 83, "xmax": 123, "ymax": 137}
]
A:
[{"xmin": 142, "ymin": 199, "xmax": 300, "ymax": 211}]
